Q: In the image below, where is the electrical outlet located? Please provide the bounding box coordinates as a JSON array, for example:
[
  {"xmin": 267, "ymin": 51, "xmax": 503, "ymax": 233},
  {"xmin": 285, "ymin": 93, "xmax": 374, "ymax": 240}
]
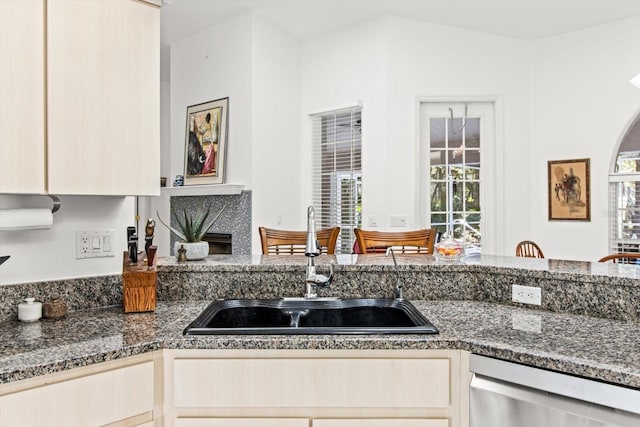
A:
[
  {"xmin": 368, "ymin": 216, "xmax": 378, "ymax": 227},
  {"xmin": 77, "ymin": 232, "xmax": 90, "ymax": 255},
  {"xmin": 390, "ymin": 215, "xmax": 407, "ymax": 227},
  {"xmin": 512, "ymin": 284, "xmax": 542, "ymax": 305},
  {"xmin": 76, "ymin": 229, "xmax": 116, "ymax": 259}
]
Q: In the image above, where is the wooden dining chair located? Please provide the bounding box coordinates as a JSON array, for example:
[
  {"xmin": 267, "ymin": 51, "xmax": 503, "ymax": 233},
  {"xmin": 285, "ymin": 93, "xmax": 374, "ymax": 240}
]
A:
[
  {"xmin": 598, "ymin": 253, "xmax": 640, "ymax": 264},
  {"xmin": 353, "ymin": 228, "xmax": 437, "ymax": 254},
  {"xmin": 258, "ymin": 226, "xmax": 340, "ymax": 255},
  {"xmin": 515, "ymin": 240, "xmax": 545, "ymax": 258}
]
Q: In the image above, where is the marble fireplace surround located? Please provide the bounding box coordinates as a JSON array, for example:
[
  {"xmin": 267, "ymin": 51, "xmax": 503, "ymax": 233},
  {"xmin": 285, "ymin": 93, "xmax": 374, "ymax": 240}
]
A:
[{"xmin": 169, "ymin": 190, "xmax": 252, "ymax": 256}]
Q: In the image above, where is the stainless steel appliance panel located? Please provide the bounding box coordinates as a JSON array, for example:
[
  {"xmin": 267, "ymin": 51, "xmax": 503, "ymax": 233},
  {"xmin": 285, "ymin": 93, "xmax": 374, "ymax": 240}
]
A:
[{"xmin": 470, "ymin": 354, "xmax": 640, "ymax": 427}]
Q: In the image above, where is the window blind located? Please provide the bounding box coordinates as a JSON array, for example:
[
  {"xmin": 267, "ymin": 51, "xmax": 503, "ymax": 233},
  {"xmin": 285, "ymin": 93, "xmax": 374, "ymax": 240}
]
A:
[
  {"xmin": 609, "ymin": 118, "xmax": 640, "ymax": 255},
  {"xmin": 310, "ymin": 107, "xmax": 362, "ymax": 254},
  {"xmin": 609, "ymin": 179, "xmax": 640, "ymax": 254}
]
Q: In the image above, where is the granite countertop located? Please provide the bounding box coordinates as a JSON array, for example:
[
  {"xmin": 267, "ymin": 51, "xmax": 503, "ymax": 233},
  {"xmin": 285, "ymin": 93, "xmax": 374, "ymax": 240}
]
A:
[
  {"xmin": 1, "ymin": 299, "xmax": 639, "ymax": 389},
  {"xmin": 157, "ymin": 253, "xmax": 640, "ymax": 282}
]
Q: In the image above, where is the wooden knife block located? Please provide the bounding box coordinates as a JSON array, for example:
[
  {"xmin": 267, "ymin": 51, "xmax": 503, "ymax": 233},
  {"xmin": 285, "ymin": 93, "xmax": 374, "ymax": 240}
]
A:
[{"xmin": 122, "ymin": 251, "xmax": 157, "ymax": 313}]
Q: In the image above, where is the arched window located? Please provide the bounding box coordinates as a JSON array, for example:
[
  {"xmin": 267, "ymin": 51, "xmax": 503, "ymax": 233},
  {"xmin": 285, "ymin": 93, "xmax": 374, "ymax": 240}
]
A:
[{"xmin": 609, "ymin": 114, "xmax": 640, "ymax": 253}]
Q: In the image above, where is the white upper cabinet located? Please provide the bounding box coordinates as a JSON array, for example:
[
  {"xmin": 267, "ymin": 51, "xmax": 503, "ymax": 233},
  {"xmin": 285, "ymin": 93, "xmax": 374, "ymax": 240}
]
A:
[
  {"xmin": 0, "ymin": 0, "xmax": 160, "ymax": 196},
  {"xmin": 0, "ymin": 0, "xmax": 47, "ymax": 194}
]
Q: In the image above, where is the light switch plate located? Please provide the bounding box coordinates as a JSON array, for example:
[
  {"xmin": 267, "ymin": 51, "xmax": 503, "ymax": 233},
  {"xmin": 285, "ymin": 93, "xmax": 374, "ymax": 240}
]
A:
[
  {"xmin": 390, "ymin": 215, "xmax": 407, "ymax": 227},
  {"xmin": 76, "ymin": 229, "xmax": 116, "ymax": 259}
]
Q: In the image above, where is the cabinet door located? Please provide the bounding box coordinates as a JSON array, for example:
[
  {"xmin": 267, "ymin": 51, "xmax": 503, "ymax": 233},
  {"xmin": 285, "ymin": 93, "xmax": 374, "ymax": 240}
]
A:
[
  {"xmin": 47, "ymin": 0, "xmax": 160, "ymax": 196},
  {"xmin": 0, "ymin": 0, "xmax": 46, "ymax": 194},
  {"xmin": 176, "ymin": 419, "xmax": 308, "ymax": 427},
  {"xmin": 313, "ymin": 420, "xmax": 448, "ymax": 427},
  {"xmin": 0, "ymin": 361, "xmax": 154, "ymax": 427}
]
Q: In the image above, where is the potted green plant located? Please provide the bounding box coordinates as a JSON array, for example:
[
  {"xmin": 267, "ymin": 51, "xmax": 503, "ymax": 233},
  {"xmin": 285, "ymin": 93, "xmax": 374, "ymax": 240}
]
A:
[{"xmin": 157, "ymin": 204, "xmax": 225, "ymax": 260}]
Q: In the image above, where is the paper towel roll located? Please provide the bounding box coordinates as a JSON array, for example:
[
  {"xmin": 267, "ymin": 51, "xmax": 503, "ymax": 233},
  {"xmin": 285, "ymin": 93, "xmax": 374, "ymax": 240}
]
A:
[{"xmin": 0, "ymin": 209, "xmax": 53, "ymax": 231}]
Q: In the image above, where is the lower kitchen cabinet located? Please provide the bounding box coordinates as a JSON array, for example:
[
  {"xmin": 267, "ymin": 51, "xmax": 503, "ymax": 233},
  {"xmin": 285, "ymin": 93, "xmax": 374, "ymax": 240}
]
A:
[
  {"xmin": 0, "ymin": 349, "xmax": 470, "ymax": 427},
  {"xmin": 175, "ymin": 419, "xmax": 308, "ymax": 427},
  {"xmin": 0, "ymin": 352, "xmax": 159, "ymax": 427},
  {"xmin": 163, "ymin": 349, "xmax": 470, "ymax": 427},
  {"xmin": 176, "ymin": 419, "xmax": 445, "ymax": 427}
]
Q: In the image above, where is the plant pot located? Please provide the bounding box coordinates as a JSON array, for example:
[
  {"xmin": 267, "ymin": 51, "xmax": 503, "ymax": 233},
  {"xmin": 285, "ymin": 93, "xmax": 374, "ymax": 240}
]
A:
[{"xmin": 174, "ymin": 241, "xmax": 209, "ymax": 261}]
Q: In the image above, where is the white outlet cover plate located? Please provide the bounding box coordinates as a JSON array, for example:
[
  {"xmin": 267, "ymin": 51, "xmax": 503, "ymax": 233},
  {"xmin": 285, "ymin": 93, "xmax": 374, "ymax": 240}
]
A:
[
  {"xmin": 76, "ymin": 229, "xmax": 115, "ymax": 259},
  {"xmin": 512, "ymin": 284, "xmax": 542, "ymax": 305}
]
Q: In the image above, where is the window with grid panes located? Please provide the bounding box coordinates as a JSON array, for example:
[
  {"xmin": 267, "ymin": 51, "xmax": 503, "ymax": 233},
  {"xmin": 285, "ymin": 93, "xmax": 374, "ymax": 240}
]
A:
[
  {"xmin": 311, "ymin": 107, "xmax": 362, "ymax": 254},
  {"xmin": 429, "ymin": 116, "xmax": 482, "ymax": 246},
  {"xmin": 609, "ymin": 116, "xmax": 640, "ymax": 255}
]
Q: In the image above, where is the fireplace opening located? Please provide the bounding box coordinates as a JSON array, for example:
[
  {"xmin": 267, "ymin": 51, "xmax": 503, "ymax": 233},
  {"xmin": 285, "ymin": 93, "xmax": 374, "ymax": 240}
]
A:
[{"xmin": 202, "ymin": 232, "xmax": 232, "ymax": 254}]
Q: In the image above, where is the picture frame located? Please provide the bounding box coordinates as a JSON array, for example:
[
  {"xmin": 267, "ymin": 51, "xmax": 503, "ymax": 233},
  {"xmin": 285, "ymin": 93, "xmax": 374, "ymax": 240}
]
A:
[
  {"xmin": 548, "ymin": 158, "xmax": 590, "ymax": 221},
  {"xmin": 183, "ymin": 97, "xmax": 228, "ymax": 185}
]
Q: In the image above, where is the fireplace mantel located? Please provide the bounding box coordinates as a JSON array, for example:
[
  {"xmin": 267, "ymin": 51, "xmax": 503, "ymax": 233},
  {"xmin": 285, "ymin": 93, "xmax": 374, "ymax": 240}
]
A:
[
  {"xmin": 168, "ymin": 190, "xmax": 252, "ymax": 255},
  {"xmin": 162, "ymin": 184, "xmax": 245, "ymax": 197}
]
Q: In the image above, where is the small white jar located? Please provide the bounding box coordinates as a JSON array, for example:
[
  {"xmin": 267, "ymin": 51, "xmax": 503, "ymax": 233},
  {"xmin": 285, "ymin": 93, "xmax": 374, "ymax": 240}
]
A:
[{"xmin": 18, "ymin": 298, "xmax": 42, "ymax": 322}]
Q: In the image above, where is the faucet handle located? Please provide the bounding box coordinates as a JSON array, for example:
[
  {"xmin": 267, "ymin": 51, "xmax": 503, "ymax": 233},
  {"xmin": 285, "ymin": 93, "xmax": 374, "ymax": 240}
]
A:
[{"xmin": 306, "ymin": 262, "xmax": 334, "ymax": 287}]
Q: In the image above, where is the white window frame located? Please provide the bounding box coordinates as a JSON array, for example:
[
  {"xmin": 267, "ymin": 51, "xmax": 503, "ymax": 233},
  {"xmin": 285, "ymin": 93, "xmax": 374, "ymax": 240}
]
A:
[
  {"xmin": 310, "ymin": 106, "xmax": 362, "ymax": 254},
  {"xmin": 608, "ymin": 112, "xmax": 640, "ymax": 254},
  {"xmin": 608, "ymin": 174, "xmax": 640, "ymax": 253},
  {"xmin": 416, "ymin": 97, "xmax": 501, "ymax": 255}
]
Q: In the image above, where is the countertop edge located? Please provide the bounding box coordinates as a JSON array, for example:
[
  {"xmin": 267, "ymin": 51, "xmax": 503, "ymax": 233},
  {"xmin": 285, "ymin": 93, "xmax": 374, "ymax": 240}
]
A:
[{"xmin": 2, "ymin": 299, "xmax": 638, "ymax": 390}]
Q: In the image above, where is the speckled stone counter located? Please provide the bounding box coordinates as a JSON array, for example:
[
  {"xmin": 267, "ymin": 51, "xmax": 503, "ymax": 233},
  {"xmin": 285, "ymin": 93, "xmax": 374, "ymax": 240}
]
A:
[
  {"xmin": 2, "ymin": 254, "xmax": 639, "ymax": 322},
  {"xmin": 1, "ymin": 300, "xmax": 639, "ymax": 390},
  {"xmin": 157, "ymin": 254, "xmax": 640, "ymax": 321},
  {"xmin": 1, "ymin": 254, "xmax": 639, "ymax": 390}
]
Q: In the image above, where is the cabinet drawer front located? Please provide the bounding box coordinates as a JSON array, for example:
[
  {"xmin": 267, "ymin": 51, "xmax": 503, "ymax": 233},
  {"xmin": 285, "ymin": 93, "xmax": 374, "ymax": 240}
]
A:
[
  {"xmin": 0, "ymin": 361, "xmax": 154, "ymax": 427},
  {"xmin": 314, "ymin": 420, "xmax": 448, "ymax": 427},
  {"xmin": 176, "ymin": 419, "xmax": 308, "ymax": 427},
  {"xmin": 174, "ymin": 357, "xmax": 450, "ymax": 408}
]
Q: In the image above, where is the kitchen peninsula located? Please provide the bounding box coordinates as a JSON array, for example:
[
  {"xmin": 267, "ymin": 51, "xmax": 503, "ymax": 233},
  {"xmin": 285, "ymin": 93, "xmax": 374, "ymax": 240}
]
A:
[{"xmin": 1, "ymin": 254, "xmax": 639, "ymax": 426}]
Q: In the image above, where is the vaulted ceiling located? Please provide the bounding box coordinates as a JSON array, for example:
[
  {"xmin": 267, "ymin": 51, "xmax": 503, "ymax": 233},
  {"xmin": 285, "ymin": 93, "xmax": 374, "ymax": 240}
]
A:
[{"xmin": 161, "ymin": 0, "xmax": 640, "ymax": 46}]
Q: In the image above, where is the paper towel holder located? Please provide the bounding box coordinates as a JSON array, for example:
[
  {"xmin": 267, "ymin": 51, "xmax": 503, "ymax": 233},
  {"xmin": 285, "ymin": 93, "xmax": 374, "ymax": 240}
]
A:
[
  {"xmin": 0, "ymin": 195, "xmax": 61, "ymax": 231},
  {"xmin": 49, "ymin": 195, "xmax": 61, "ymax": 214}
]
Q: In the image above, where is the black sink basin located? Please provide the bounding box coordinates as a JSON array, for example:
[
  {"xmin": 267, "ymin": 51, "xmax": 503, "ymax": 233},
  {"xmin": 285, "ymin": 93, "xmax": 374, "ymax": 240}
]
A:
[{"xmin": 183, "ymin": 298, "xmax": 439, "ymax": 335}]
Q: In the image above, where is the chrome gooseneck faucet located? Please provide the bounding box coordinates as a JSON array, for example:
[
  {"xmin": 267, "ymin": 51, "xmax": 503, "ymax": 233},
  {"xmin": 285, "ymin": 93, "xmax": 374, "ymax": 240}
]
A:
[{"xmin": 304, "ymin": 206, "xmax": 333, "ymax": 298}]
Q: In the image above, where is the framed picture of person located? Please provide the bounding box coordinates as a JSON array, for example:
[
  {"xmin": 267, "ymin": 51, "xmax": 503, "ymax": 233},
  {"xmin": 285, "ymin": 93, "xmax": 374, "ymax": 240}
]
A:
[
  {"xmin": 183, "ymin": 97, "xmax": 228, "ymax": 185},
  {"xmin": 548, "ymin": 158, "xmax": 590, "ymax": 221}
]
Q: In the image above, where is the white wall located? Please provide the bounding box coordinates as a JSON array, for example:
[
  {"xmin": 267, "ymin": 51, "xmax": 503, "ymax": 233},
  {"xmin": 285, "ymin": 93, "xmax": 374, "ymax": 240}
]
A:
[
  {"xmin": 384, "ymin": 17, "xmax": 531, "ymax": 255},
  {"xmin": 167, "ymin": 12, "xmax": 640, "ymax": 260},
  {"xmin": 250, "ymin": 14, "xmax": 303, "ymax": 249},
  {"xmin": 530, "ymin": 16, "xmax": 640, "ymax": 261},
  {"xmin": 142, "ymin": 80, "xmax": 172, "ymax": 258},
  {"xmin": 0, "ymin": 195, "xmax": 134, "ymax": 285},
  {"xmin": 168, "ymin": 11, "xmax": 303, "ymax": 253},
  {"xmin": 301, "ymin": 16, "xmax": 531, "ymax": 255},
  {"xmin": 169, "ymin": 12, "xmax": 253, "ymax": 186},
  {"xmin": 300, "ymin": 17, "xmax": 389, "ymax": 225}
]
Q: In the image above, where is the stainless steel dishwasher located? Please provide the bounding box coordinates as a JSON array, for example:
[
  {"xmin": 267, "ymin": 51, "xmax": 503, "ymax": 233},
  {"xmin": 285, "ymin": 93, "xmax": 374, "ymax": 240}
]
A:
[{"xmin": 470, "ymin": 354, "xmax": 640, "ymax": 427}]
